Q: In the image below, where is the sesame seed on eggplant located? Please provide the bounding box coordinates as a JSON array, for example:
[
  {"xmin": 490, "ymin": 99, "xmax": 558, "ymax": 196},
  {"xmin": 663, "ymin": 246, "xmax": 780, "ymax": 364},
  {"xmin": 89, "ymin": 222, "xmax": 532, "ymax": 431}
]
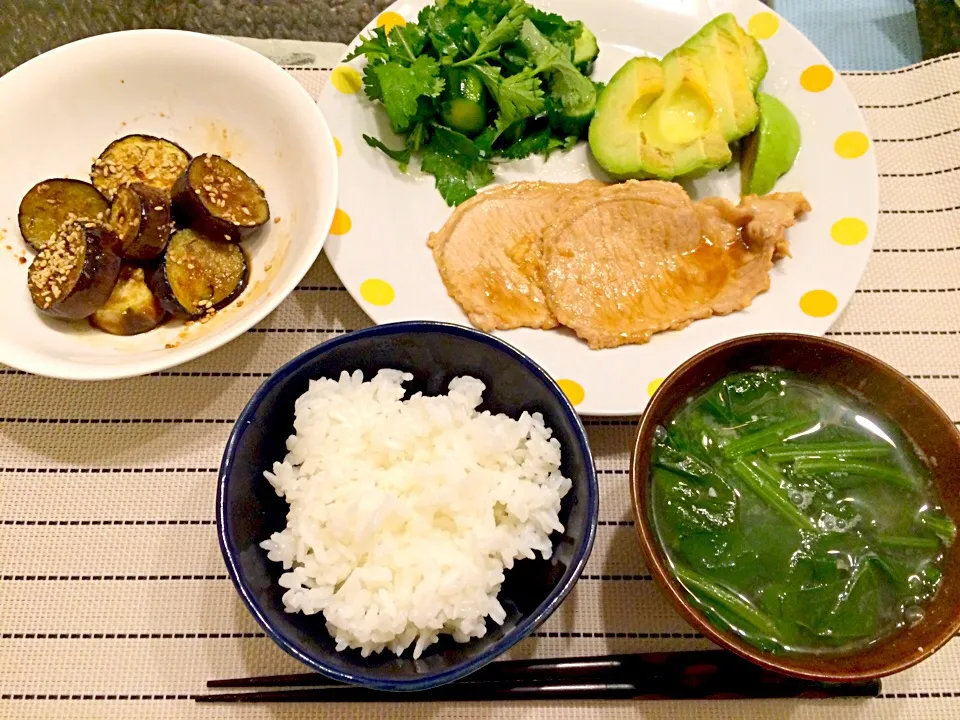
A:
[
  {"xmin": 27, "ymin": 221, "xmax": 122, "ymax": 320},
  {"xmin": 91, "ymin": 134, "xmax": 191, "ymax": 201},
  {"xmin": 110, "ymin": 183, "xmax": 173, "ymax": 261},
  {"xmin": 18, "ymin": 179, "xmax": 109, "ymax": 251},
  {"xmin": 90, "ymin": 264, "xmax": 167, "ymax": 336},
  {"xmin": 148, "ymin": 229, "xmax": 248, "ymax": 318},
  {"xmin": 171, "ymin": 154, "xmax": 269, "ymax": 243}
]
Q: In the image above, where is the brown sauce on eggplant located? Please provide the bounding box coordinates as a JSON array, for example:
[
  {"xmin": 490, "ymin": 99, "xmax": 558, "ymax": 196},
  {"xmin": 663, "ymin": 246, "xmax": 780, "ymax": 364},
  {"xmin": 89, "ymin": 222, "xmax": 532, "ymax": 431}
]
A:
[
  {"xmin": 28, "ymin": 221, "xmax": 87, "ymax": 309},
  {"xmin": 18, "ymin": 179, "xmax": 109, "ymax": 251},
  {"xmin": 91, "ymin": 135, "xmax": 190, "ymax": 201},
  {"xmin": 22, "ymin": 135, "xmax": 266, "ymax": 336},
  {"xmin": 164, "ymin": 229, "xmax": 248, "ymax": 317},
  {"xmin": 190, "ymin": 154, "xmax": 269, "ymax": 228}
]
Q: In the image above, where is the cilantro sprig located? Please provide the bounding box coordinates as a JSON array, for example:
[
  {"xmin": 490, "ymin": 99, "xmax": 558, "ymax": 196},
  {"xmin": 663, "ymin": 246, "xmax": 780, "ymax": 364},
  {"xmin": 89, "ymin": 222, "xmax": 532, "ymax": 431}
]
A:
[{"xmin": 345, "ymin": 0, "xmax": 599, "ymax": 205}]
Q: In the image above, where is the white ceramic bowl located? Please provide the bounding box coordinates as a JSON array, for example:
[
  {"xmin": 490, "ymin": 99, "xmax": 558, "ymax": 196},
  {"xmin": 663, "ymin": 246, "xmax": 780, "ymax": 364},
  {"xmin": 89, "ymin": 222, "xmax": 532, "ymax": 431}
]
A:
[{"xmin": 0, "ymin": 30, "xmax": 337, "ymax": 379}]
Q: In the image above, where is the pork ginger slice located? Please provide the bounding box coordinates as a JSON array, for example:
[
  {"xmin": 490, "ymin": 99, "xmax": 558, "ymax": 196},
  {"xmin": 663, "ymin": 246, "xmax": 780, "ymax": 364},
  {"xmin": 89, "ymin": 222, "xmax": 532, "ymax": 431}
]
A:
[
  {"xmin": 542, "ymin": 180, "xmax": 811, "ymax": 349},
  {"xmin": 427, "ymin": 180, "xmax": 606, "ymax": 332}
]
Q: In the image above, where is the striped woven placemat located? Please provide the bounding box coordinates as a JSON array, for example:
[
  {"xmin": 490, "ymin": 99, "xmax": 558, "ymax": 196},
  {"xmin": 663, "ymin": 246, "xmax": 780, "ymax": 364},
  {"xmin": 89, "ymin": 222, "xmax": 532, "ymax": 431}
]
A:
[{"xmin": 2, "ymin": 43, "xmax": 960, "ymax": 720}]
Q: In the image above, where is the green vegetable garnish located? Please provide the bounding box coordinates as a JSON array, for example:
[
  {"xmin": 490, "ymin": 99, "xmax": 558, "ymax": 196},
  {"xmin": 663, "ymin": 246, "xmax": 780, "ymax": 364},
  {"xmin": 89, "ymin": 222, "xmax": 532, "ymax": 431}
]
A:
[
  {"xmin": 875, "ymin": 535, "xmax": 942, "ymax": 551},
  {"xmin": 792, "ymin": 458, "xmax": 916, "ymax": 491},
  {"xmin": 674, "ymin": 564, "xmax": 780, "ymax": 638},
  {"xmin": 519, "ymin": 20, "xmax": 598, "ymax": 137},
  {"xmin": 362, "ymin": 135, "xmax": 412, "ymax": 169},
  {"xmin": 419, "ymin": 126, "xmax": 495, "ymax": 207},
  {"xmin": 346, "ymin": 0, "xmax": 599, "ymax": 205},
  {"xmin": 763, "ymin": 440, "xmax": 891, "ymax": 462},
  {"xmin": 497, "ymin": 125, "xmax": 576, "ymax": 160},
  {"xmin": 651, "ymin": 369, "xmax": 954, "ymax": 655},
  {"xmin": 451, "ymin": 0, "xmax": 529, "ymax": 68},
  {"xmin": 720, "ymin": 415, "xmax": 820, "ymax": 458},
  {"xmin": 371, "ymin": 56, "xmax": 446, "ymax": 132},
  {"xmin": 919, "ymin": 510, "xmax": 957, "ymax": 546},
  {"xmin": 729, "ymin": 457, "xmax": 816, "ymax": 532}
]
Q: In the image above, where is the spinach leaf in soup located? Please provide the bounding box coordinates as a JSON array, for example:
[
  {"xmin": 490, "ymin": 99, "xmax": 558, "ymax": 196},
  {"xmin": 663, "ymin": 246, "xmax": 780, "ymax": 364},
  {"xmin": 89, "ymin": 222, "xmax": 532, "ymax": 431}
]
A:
[{"xmin": 651, "ymin": 369, "xmax": 956, "ymax": 655}]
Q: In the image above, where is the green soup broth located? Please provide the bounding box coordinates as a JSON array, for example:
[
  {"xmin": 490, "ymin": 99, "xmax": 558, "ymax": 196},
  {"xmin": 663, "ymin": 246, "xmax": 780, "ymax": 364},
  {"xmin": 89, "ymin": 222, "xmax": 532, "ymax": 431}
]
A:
[{"xmin": 651, "ymin": 368, "xmax": 956, "ymax": 655}]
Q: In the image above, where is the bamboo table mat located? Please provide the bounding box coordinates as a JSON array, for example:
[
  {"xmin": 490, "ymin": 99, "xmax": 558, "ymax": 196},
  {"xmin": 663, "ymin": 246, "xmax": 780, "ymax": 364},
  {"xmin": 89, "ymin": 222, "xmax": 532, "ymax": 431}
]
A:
[{"xmin": 3, "ymin": 40, "xmax": 960, "ymax": 720}]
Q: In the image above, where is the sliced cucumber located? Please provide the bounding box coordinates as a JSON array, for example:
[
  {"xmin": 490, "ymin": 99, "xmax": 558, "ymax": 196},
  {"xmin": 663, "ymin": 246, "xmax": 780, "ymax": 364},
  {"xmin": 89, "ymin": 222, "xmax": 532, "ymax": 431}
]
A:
[
  {"xmin": 441, "ymin": 67, "xmax": 488, "ymax": 136},
  {"xmin": 550, "ymin": 93, "xmax": 596, "ymax": 138},
  {"xmin": 573, "ymin": 25, "xmax": 599, "ymax": 75},
  {"xmin": 497, "ymin": 118, "xmax": 528, "ymax": 148}
]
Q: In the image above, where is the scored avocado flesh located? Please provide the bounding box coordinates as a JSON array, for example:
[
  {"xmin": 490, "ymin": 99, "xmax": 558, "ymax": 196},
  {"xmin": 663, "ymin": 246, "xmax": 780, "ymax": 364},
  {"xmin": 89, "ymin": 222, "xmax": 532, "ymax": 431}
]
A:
[
  {"xmin": 588, "ymin": 14, "xmax": 768, "ymax": 180},
  {"xmin": 682, "ymin": 15, "xmax": 761, "ymax": 142},
  {"xmin": 588, "ymin": 50, "xmax": 731, "ymax": 180}
]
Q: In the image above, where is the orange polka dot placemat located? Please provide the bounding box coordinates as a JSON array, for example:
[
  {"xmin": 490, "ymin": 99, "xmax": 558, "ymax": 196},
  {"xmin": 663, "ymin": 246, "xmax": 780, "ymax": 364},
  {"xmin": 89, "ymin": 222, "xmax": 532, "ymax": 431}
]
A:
[{"xmin": 3, "ymin": 40, "xmax": 960, "ymax": 720}]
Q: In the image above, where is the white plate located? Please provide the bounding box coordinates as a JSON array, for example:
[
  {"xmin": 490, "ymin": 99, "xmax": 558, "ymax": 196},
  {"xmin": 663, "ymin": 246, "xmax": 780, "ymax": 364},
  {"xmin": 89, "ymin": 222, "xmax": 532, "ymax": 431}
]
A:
[
  {"xmin": 0, "ymin": 30, "xmax": 338, "ymax": 380},
  {"xmin": 319, "ymin": 0, "xmax": 878, "ymax": 415}
]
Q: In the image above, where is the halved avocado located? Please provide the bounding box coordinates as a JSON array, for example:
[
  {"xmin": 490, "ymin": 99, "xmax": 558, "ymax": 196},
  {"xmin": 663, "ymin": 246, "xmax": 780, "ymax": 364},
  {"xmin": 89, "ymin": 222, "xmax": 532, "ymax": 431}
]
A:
[
  {"xmin": 682, "ymin": 15, "xmax": 760, "ymax": 142},
  {"xmin": 588, "ymin": 50, "xmax": 731, "ymax": 180}
]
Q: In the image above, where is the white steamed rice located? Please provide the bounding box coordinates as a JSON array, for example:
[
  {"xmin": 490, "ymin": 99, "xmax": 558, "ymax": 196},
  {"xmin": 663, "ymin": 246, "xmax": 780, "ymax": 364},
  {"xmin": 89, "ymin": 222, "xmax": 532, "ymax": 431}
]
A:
[{"xmin": 260, "ymin": 369, "xmax": 572, "ymax": 658}]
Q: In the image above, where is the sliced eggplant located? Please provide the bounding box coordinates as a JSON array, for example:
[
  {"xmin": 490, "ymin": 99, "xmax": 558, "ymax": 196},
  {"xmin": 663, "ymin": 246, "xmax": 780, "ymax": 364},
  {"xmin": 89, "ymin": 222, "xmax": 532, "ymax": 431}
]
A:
[
  {"xmin": 90, "ymin": 265, "xmax": 166, "ymax": 335},
  {"xmin": 18, "ymin": 179, "xmax": 109, "ymax": 251},
  {"xmin": 27, "ymin": 220, "xmax": 122, "ymax": 319},
  {"xmin": 149, "ymin": 229, "xmax": 248, "ymax": 317},
  {"xmin": 109, "ymin": 183, "xmax": 173, "ymax": 261},
  {"xmin": 172, "ymin": 154, "xmax": 269, "ymax": 243},
  {"xmin": 91, "ymin": 134, "xmax": 191, "ymax": 201}
]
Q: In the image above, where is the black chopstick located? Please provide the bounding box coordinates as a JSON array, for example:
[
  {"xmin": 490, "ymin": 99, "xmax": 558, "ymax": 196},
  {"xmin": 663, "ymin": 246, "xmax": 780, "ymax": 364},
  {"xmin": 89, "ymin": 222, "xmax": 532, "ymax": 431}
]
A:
[
  {"xmin": 198, "ymin": 682, "xmax": 649, "ymax": 703},
  {"xmin": 208, "ymin": 654, "xmax": 645, "ymax": 688},
  {"xmin": 198, "ymin": 651, "xmax": 882, "ymax": 703}
]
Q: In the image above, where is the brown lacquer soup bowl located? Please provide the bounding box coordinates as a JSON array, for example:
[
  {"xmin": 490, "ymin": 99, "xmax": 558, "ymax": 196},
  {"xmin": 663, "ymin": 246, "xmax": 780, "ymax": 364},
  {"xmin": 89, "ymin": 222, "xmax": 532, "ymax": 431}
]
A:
[{"xmin": 631, "ymin": 334, "xmax": 960, "ymax": 682}]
